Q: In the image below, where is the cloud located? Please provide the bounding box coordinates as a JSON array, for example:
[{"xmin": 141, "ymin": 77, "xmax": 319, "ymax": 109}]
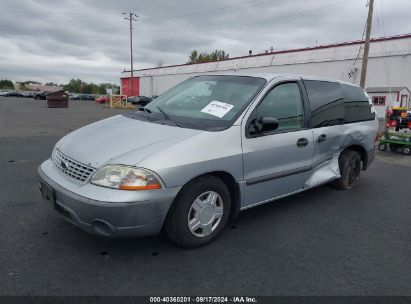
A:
[{"xmin": 0, "ymin": 0, "xmax": 409, "ymax": 84}]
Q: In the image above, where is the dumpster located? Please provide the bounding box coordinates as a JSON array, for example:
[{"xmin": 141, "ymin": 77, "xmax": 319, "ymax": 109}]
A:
[{"xmin": 47, "ymin": 90, "xmax": 68, "ymax": 108}]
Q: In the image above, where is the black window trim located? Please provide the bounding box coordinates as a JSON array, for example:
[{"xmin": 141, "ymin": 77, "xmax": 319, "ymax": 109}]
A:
[
  {"xmin": 341, "ymin": 84, "xmax": 376, "ymax": 123},
  {"xmin": 302, "ymin": 79, "xmax": 345, "ymax": 129},
  {"xmin": 303, "ymin": 80, "xmax": 376, "ymax": 126},
  {"xmin": 245, "ymin": 79, "xmax": 309, "ymax": 139}
]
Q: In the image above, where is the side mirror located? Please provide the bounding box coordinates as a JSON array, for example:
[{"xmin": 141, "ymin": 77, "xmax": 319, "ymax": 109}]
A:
[{"xmin": 249, "ymin": 117, "xmax": 279, "ymax": 134}]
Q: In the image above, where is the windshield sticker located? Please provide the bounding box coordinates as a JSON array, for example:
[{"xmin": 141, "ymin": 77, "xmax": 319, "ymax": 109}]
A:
[{"xmin": 201, "ymin": 101, "xmax": 234, "ymax": 118}]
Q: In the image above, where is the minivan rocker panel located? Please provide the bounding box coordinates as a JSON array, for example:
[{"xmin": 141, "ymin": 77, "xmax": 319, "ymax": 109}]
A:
[{"xmin": 38, "ymin": 73, "xmax": 378, "ymax": 247}]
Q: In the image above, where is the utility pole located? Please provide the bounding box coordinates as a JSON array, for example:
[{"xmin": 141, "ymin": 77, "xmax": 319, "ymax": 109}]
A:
[
  {"xmin": 359, "ymin": 0, "xmax": 374, "ymax": 88},
  {"xmin": 123, "ymin": 12, "xmax": 138, "ymax": 96}
]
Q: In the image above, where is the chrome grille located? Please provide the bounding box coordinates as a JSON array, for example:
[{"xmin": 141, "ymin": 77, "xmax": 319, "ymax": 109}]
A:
[{"xmin": 52, "ymin": 149, "xmax": 96, "ymax": 183}]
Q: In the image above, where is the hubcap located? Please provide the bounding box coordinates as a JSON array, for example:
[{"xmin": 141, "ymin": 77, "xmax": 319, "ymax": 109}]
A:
[{"xmin": 187, "ymin": 191, "xmax": 224, "ymax": 238}]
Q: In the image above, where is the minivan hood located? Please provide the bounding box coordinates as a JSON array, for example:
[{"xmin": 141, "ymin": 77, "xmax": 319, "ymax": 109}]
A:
[{"xmin": 55, "ymin": 115, "xmax": 202, "ymax": 168}]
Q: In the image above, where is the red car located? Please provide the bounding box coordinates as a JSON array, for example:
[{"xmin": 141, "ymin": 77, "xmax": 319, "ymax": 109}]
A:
[{"xmin": 95, "ymin": 96, "xmax": 108, "ymax": 103}]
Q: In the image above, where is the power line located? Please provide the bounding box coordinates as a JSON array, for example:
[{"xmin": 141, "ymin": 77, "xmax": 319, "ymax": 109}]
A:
[
  {"xmin": 0, "ymin": 0, "xmax": 358, "ymax": 35},
  {"xmin": 244, "ymin": 0, "xmax": 355, "ymax": 26},
  {"xmin": 353, "ymin": 21, "xmax": 367, "ymax": 67},
  {"xmin": 348, "ymin": 0, "xmax": 369, "ymax": 80},
  {"xmin": 0, "ymin": 0, "xmax": 271, "ymax": 19},
  {"xmin": 0, "ymin": 10, "xmax": 119, "ymax": 16},
  {"xmin": 0, "ymin": 0, "xmax": 352, "ymax": 27},
  {"xmin": 376, "ymin": 0, "xmax": 392, "ymax": 97},
  {"xmin": 380, "ymin": 2, "xmax": 391, "ymax": 94},
  {"xmin": 138, "ymin": 0, "xmax": 356, "ymax": 33},
  {"xmin": 349, "ymin": 20, "xmax": 367, "ymax": 79},
  {"xmin": 154, "ymin": 0, "xmax": 274, "ymax": 21}
]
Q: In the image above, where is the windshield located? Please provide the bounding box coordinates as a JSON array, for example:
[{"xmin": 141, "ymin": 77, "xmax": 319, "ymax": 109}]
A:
[{"xmin": 142, "ymin": 75, "xmax": 266, "ymax": 130}]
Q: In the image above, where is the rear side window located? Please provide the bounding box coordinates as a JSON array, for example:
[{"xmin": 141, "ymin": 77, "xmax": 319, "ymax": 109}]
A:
[
  {"xmin": 341, "ymin": 84, "xmax": 375, "ymax": 123},
  {"xmin": 303, "ymin": 80, "xmax": 344, "ymax": 128}
]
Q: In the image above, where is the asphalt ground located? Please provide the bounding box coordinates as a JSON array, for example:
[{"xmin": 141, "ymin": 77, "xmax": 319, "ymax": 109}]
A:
[{"xmin": 0, "ymin": 97, "xmax": 410, "ymax": 296}]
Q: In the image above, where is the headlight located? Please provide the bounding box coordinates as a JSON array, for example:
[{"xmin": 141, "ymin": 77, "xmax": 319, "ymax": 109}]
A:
[{"xmin": 90, "ymin": 165, "xmax": 162, "ymax": 190}]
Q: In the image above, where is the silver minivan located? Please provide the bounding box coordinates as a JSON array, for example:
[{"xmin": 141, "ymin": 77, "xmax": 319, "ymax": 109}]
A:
[{"xmin": 38, "ymin": 73, "xmax": 378, "ymax": 247}]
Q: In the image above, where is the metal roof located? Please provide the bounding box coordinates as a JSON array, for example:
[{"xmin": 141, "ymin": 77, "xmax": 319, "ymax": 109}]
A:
[
  {"xmin": 174, "ymin": 72, "xmax": 364, "ymax": 85},
  {"xmin": 122, "ymin": 33, "xmax": 411, "ymax": 75},
  {"xmin": 366, "ymin": 87, "xmax": 410, "ymax": 93}
]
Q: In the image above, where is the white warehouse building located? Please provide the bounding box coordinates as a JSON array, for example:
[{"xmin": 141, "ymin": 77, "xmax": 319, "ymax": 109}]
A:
[{"xmin": 120, "ymin": 34, "xmax": 411, "ymax": 117}]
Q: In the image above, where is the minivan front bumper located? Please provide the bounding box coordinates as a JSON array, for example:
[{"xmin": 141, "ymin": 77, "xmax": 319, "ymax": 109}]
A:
[{"xmin": 38, "ymin": 160, "xmax": 181, "ymax": 238}]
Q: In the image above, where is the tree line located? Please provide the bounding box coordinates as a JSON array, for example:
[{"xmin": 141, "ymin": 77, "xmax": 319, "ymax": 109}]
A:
[
  {"xmin": 0, "ymin": 79, "xmax": 14, "ymax": 90},
  {"xmin": 0, "ymin": 78, "xmax": 119, "ymax": 94},
  {"xmin": 1, "ymin": 50, "xmax": 229, "ymax": 93},
  {"xmin": 187, "ymin": 50, "xmax": 229, "ymax": 64},
  {"xmin": 62, "ymin": 79, "xmax": 119, "ymax": 94}
]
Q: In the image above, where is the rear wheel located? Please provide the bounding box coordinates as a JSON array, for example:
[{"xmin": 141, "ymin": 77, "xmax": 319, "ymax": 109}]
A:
[
  {"xmin": 165, "ymin": 176, "xmax": 231, "ymax": 248},
  {"xmin": 403, "ymin": 147, "xmax": 411, "ymax": 155},
  {"xmin": 333, "ymin": 150, "xmax": 362, "ymax": 190}
]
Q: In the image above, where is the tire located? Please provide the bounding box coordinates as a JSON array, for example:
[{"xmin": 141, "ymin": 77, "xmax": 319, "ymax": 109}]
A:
[
  {"xmin": 165, "ymin": 175, "xmax": 231, "ymax": 248},
  {"xmin": 403, "ymin": 147, "xmax": 411, "ymax": 155},
  {"xmin": 378, "ymin": 143, "xmax": 387, "ymax": 151},
  {"xmin": 333, "ymin": 150, "xmax": 362, "ymax": 190}
]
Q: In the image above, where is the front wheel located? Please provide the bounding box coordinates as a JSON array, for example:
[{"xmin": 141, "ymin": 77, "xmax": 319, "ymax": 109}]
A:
[
  {"xmin": 165, "ymin": 176, "xmax": 231, "ymax": 248},
  {"xmin": 333, "ymin": 150, "xmax": 362, "ymax": 190}
]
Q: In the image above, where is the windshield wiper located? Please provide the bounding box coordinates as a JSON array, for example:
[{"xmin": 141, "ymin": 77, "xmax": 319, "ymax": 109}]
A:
[
  {"xmin": 138, "ymin": 106, "xmax": 151, "ymax": 113},
  {"xmin": 156, "ymin": 106, "xmax": 181, "ymax": 127}
]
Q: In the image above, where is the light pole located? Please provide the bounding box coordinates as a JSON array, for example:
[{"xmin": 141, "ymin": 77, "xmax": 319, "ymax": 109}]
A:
[{"xmin": 123, "ymin": 12, "xmax": 138, "ymax": 96}]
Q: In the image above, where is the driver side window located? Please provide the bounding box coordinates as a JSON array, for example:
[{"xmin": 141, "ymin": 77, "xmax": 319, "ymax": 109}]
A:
[{"xmin": 256, "ymin": 82, "xmax": 304, "ymax": 132}]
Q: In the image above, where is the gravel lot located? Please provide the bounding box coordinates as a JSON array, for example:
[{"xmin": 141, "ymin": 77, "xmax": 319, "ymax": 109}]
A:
[{"xmin": 0, "ymin": 97, "xmax": 410, "ymax": 296}]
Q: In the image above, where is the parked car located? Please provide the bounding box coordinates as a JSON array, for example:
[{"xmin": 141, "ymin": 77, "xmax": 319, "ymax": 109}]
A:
[
  {"xmin": 128, "ymin": 95, "xmax": 152, "ymax": 106},
  {"xmin": 95, "ymin": 96, "xmax": 108, "ymax": 103},
  {"xmin": 22, "ymin": 92, "xmax": 35, "ymax": 98},
  {"xmin": 4, "ymin": 91, "xmax": 24, "ymax": 97},
  {"xmin": 34, "ymin": 91, "xmax": 49, "ymax": 100},
  {"xmin": 38, "ymin": 74, "xmax": 378, "ymax": 248},
  {"xmin": 76, "ymin": 94, "xmax": 95, "ymax": 101},
  {"xmin": 67, "ymin": 93, "xmax": 76, "ymax": 100},
  {"xmin": 0, "ymin": 91, "xmax": 7, "ymax": 96}
]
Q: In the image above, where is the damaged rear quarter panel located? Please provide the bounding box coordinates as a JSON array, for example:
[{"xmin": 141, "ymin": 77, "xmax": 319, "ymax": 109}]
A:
[{"xmin": 305, "ymin": 118, "xmax": 378, "ymax": 188}]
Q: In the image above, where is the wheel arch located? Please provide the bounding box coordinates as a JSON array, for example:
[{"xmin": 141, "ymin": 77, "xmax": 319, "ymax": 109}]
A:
[
  {"xmin": 343, "ymin": 144, "xmax": 368, "ymax": 170},
  {"xmin": 173, "ymin": 171, "xmax": 242, "ymax": 219}
]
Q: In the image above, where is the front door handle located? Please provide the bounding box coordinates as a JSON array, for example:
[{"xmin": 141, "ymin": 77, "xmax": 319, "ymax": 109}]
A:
[
  {"xmin": 318, "ymin": 134, "xmax": 327, "ymax": 143},
  {"xmin": 297, "ymin": 137, "xmax": 309, "ymax": 147}
]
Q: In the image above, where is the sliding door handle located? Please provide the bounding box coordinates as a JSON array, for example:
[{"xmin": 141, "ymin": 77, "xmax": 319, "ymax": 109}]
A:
[{"xmin": 297, "ymin": 137, "xmax": 309, "ymax": 147}]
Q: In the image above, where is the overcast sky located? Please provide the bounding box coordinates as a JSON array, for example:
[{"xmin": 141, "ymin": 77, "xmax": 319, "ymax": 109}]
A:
[{"xmin": 0, "ymin": 0, "xmax": 410, "ymax": 85}]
